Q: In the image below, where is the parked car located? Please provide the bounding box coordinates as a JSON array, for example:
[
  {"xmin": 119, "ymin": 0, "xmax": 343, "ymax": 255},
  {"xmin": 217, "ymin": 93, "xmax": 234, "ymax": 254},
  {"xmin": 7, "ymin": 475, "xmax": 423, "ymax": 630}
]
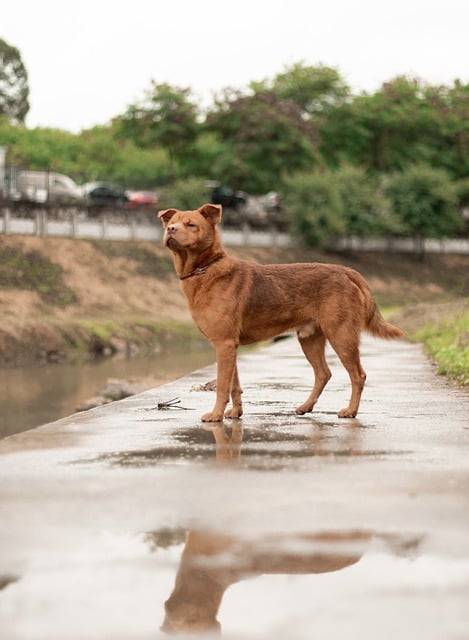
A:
[
  {"xmin": 209, "ymin": 184, "xmax": 248, "ymax": 227},
  {"xmin": 209, "ymin": 184, "xmax": 289, "ymax": 230},
  {"xmin": 125, "ymin": 190, "xmax": 159, "ymax": 209},
  {"xmin": 10, "ymin": 170, "xmax": 83, "ymax": 204},
  {"xmin": 81, "ymin": 182, "xmax": 128, "ymax": 208}
]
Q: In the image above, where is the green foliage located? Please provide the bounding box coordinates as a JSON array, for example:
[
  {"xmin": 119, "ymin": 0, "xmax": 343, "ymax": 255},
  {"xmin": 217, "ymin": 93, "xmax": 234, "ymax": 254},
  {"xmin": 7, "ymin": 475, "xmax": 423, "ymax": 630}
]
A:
[
  {"xmin": 320, "ymin": 76, "xmax": 469, "ymax": 179},
  {"xmin": 1, "ymin": 47, "xmax": 467, "ymax": 229},
  {"xmin": 0, "ymin": 118, "xmax": 171, "ymax": 187},
  {"xmin": 283, "ymin": 170, "xmax": 345, "ymax": 247},
  {"xmin": 335, "ymin": 164, "xmax": 401, "ymax": 237},
  {"xmin": 206, "ymin": 89, "xmax": 320, "ymax": 192},
  {"xmin": 2, "ymin": 121, "xmax": 82, "ymax": 172},
  {"xmin": 413, "ymin": 309, "xmax": 469, "ymax": 386},
  {"xmin": 176, "ymin": 131, "xmax": 231, "ymax": 180},
  {"xmin": 0, "ymin": 38, "xmax": 29, "ymax": 123},
  {"xmin": 253, "ymin": 62, "xmax": 350, "ymax": 116},
  {"xmin": 77, "ymin": 125, "xmax": 172, "ymax": 186},
  {"xmin": 385, "ymin": 165, "xmax": 462, "ymax": 244},
  {"xmin": 430, "ymin": 80, "xmax": 469, "ymax": 180},
  {"xmin": 114, "ymin": 82, "xmax": 200, "ymax": 174},
  {"xmin": 156, "ymin": 177, "xmax": 209, "ymax": 211},
  {"xmin": 456, "ymin": 177, "xmax": 469, "ymax": 207},
  {"xmin": 0, "ymin": 245, "xmax": 75, "ymax": 306}
]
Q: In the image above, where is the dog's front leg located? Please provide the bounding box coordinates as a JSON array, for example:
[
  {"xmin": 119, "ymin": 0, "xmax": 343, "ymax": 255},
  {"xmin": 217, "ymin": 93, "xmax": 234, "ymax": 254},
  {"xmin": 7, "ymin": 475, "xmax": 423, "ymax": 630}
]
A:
[
  {"xmin": 202, "ymin": 341, "xmax": 238, "ymax": 422},
  {"xmin": 225, "ymin": 365, "xmax": 243, "ymax": 419}
]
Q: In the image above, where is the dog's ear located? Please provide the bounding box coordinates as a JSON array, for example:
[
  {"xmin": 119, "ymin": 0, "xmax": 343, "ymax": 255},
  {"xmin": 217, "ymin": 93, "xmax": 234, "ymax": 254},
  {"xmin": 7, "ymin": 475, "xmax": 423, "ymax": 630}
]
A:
[
  {"xmin": 198, "ymin": 203, "xmax": 222, "ymax": 225},
  {"xmin": 158, "ymin": 208, "xmax": 178, "ymax": 225}
]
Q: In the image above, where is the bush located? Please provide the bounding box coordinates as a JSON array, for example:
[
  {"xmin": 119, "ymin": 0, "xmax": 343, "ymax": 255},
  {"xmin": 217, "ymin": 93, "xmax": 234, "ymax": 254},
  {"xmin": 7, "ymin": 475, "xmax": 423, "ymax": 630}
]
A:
[
  {"xmin": 283, "ymin": 170, "xmax": 345, "ymax": 247},
  {"xmin": 156, "ymin": 177, "xmax": 209, "ymax": 211},
  {"xmin": 335, "ymin": 164, "xmax": 401, "ymax": 237},
  {"xmin": 385, "ymin": 164, "xmax": 461, "ymax": 256}
]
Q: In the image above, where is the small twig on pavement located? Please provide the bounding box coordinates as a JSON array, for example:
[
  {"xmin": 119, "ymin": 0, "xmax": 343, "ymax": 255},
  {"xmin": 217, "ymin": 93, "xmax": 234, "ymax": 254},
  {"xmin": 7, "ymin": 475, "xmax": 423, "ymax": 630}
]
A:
[{"xmin": 144, "ymin": 397, "xmax": 193, "ymax": 411}]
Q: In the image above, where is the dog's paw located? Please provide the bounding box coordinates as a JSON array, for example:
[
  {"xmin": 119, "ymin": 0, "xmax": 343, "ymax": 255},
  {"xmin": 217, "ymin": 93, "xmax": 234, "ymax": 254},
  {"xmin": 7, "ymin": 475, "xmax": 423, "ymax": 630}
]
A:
[
  {"xmin": 295, "ymin": 403, "xmax": 313, "ymax": 415},
  {"xmin": 338, "ymin": 407, "xmax": 357, "ymax": 418},
  {"xmin": 201, "ymin": 411, "xmax": 224, "ymax": 422},
  {"xmin": 224, "ymin": 406, "xmax": 243, "ymax": 419}
]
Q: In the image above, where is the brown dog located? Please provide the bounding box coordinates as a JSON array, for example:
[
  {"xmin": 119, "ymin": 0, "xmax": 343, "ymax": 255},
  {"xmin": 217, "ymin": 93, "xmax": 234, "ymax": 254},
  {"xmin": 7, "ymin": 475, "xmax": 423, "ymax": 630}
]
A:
[{"xmin": 158, "ymin": 203, "xmax": 404, "ymax": 422}]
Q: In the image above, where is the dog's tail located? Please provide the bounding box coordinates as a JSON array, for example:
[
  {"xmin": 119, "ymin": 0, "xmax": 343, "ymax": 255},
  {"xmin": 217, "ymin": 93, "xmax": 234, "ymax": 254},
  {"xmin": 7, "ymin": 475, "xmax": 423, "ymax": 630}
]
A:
[
  {"xmin": 345, "ymin": 267, "xmax": 405, "ymax": 340},
  {"xmin": 366, "ymin": 304, "xmax": 405, "ymax": 340}
]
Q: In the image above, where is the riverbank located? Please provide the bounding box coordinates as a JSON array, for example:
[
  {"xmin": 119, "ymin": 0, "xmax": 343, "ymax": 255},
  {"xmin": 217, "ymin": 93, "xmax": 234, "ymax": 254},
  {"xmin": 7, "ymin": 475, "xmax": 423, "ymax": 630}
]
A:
[{"xmin": 1, "ymin": 234, "xmax": 468, "ymax": 367}]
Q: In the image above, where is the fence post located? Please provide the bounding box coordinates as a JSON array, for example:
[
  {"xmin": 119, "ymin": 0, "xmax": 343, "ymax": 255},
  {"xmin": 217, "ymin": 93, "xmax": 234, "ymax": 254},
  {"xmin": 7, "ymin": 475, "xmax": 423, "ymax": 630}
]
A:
[
  {"xmin": 242, "ymin": 223, "xmax": 250, "ymax": 246},
  {"xmin": 3, "ymin": 207, "xmax": 10, "ymax": 234},
  {"xmin": 35, "ymin": 209, "xmax": 47, "ymax": 237},
  {"xmin": 101, "ymin": 214, "xmax": 107, "ymax": 240},
  {"xmin": 71, "ymin": 211, "xmax": 78, "ymax": 238},
  {"xmin": 270, "ymin": 225, "xmax": 278, "ymax": 247}
]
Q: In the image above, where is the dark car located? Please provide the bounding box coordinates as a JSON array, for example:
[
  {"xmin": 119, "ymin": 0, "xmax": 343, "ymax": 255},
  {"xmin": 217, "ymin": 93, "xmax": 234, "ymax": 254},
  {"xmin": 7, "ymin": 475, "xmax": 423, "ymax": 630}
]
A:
[
  {"xmin": 210, "ymin": 184, "xmax": 248, "ymax": 227},
  {"xmin": 210, "ymin": 185, "xmax": 247, "ymax": 210},
  {"xmin": 81, "ymin": 182, "xmax": 128, "ymax": 209}
]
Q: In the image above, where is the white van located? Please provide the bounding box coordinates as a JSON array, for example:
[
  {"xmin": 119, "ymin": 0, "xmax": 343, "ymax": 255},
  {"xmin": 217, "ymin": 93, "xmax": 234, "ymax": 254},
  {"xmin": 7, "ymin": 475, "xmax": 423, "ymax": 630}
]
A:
[{"xmin": 12, "ymin": 170, "xmax": 83, "ymax": 204}]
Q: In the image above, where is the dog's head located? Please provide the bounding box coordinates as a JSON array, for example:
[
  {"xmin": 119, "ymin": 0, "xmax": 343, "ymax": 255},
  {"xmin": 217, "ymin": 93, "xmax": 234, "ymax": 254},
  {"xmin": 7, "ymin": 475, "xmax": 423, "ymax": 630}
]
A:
[{"xmin": 158, "ymin": 203, "xmax": 222, "ymax": 251}]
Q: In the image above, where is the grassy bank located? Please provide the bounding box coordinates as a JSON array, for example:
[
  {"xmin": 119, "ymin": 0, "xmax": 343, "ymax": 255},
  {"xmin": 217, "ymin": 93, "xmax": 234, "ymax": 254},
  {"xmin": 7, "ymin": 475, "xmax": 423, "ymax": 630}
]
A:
[
  {"xmin": 413, "ymin": 309, "xmax": 469, "ymax": 387},
  {"xmin": 390, "ymin": 300, "xmax": 469, "ymax": 388}
]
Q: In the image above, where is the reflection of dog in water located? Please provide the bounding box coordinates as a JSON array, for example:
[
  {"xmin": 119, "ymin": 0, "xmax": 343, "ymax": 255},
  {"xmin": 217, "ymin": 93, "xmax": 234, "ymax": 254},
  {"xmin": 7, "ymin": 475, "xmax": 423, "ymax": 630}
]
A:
[{"xmin": 161, "ymin": 528, "xmax": 370, "ymax": 635}]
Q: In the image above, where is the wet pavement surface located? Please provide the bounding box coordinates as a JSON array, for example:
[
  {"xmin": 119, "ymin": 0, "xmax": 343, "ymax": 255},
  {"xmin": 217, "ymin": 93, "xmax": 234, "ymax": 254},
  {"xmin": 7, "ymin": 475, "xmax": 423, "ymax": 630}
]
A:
[{"xmin": 0, "ymin": 335, "xmax": 468, "ymax": 639}]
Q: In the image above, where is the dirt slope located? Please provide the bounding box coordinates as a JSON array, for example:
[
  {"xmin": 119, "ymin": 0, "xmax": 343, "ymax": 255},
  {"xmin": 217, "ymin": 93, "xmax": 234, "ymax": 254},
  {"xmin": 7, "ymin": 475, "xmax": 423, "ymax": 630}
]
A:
[{"xmin": 1, "ymin": 235, "xmax": 468, "ymax": 365}]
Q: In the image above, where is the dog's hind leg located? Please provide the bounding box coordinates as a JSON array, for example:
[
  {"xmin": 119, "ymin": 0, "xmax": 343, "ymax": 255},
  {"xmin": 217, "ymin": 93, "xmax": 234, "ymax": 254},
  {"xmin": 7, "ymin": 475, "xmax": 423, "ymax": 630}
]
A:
[
  {"xmin": 295, "ymin": 328, "xmax": 331, "ymax": 415},
  {"xmin": 225, "ymin": 364, "xmax": 243, "ymax": 419},
  {"xmin": 326, "ymin": 329, "xmax": 366, "ymax": 418}
]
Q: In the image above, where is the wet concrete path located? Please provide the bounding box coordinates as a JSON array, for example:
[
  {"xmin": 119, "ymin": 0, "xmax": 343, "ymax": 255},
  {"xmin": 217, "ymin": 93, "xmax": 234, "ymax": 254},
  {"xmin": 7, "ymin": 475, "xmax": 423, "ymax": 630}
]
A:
[{"xmin": 0, "ymin": 335, "xmax": 468, "ymax": 639}]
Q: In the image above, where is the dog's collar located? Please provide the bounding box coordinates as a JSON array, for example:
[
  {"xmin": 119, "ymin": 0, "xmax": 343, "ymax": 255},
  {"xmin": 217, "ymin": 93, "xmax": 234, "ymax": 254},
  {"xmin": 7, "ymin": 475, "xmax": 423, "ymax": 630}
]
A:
[{"xmin": 179, "ymin": 254, "xmax": 224, "ymax": 281}]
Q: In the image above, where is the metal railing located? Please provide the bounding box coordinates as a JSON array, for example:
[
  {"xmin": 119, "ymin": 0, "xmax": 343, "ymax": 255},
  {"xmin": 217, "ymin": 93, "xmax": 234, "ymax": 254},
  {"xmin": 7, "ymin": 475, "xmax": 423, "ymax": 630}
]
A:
[
  {"xmin": 1, "ymin": 206, "xmax": 468, "ymax": 253},
  {"xmin": 0, "ymin": 206, "xmax": 293, "ymax": 248}
]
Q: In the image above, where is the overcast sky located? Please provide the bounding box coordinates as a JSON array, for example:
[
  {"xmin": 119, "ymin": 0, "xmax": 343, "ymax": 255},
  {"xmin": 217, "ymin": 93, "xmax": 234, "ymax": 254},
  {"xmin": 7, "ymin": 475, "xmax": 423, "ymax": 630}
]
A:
[{"xmin": 2, "ymin": 0, "xmax": 468, "ymax": 133}]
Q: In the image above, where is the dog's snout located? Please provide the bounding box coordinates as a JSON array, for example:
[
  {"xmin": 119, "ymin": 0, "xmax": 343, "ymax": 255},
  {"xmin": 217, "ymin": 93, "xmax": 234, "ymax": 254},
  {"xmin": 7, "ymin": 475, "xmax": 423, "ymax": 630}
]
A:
[{"xmin": 168, "ymin": 223, "xmax": 177, "ymax": 233}]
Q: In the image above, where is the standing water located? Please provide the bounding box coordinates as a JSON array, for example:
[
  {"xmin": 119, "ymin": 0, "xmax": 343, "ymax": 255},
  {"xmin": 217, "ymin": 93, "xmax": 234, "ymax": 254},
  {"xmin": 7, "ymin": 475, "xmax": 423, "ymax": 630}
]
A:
[{"xmin": 0, "ymin": 345, "xmax": 214, "ymax": 439}]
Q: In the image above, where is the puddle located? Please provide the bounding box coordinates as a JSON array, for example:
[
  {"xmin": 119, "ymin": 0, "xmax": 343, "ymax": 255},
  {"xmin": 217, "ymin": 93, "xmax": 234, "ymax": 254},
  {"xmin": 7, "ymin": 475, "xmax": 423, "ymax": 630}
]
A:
[
  {"xmin": 81, "ymin": 422, "xmax": 410, "ymax": 469},
  {"xmin": 142, "ymin": 526, "xmax": 425, "ymax": 636}
]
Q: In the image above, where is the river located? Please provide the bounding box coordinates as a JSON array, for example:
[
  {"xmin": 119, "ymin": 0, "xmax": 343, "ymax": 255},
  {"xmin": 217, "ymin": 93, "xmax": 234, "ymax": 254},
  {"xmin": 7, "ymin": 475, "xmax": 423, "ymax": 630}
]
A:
[{"xmin": 0, "ymin": 344, "xmax": 215, "ymax": 440}]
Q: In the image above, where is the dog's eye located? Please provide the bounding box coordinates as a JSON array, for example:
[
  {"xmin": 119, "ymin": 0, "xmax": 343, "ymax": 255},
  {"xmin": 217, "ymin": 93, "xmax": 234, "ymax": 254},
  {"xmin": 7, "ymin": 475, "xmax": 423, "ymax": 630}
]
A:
[{"xmin": 185, "ymin": 222, "xmax": 197, "ymax": 228}]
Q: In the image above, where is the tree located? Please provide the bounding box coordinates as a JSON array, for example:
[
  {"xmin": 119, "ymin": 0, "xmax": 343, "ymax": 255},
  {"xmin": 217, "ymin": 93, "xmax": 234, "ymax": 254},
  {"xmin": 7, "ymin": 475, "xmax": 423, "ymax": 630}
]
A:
[
  {"xmin": 254, "ymin": 62, "xmax": 350, "ymax": 117},
  {"xmin": 0, "ymin": 38, "xmax": 29, "ymax": 123},
  {"xmin": 319, "ymin": 76, "xmax": 434, "ymax": 171},
  {"xmin": 114, "ymin": 82, "xmax": 200, "ymax": 175},
  {"xmin": 335, "ymin": 164, "xmax": 401, "ymax": 239},
  {"xmin": 0, "ymin": 118, "xmax": 172, "ymax": 188},
  {"xmin": 206, "ymin": 89, "xmax": 320, "ymax": 192},
  {"xmin": 425, "ymin": 80, "xmax": 469, "ymax": 180},
  {"xmin": 157, "ymin": 176, "xmax": 208, "ymax": 211},
  {"xmin": 282, "ymin": 170, "xmax": 345, "ymax": 248},
  {"xmin": 385, "ymin": 164, "xmax": 461, "ymax": 259}
]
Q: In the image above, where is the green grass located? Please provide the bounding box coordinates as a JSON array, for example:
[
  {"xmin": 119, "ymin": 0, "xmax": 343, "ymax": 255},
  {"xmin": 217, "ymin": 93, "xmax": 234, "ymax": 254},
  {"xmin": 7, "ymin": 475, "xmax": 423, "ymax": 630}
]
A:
[{"xmin": 412, "ymin": 310, "xmax": 469, "ymax": 387}]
